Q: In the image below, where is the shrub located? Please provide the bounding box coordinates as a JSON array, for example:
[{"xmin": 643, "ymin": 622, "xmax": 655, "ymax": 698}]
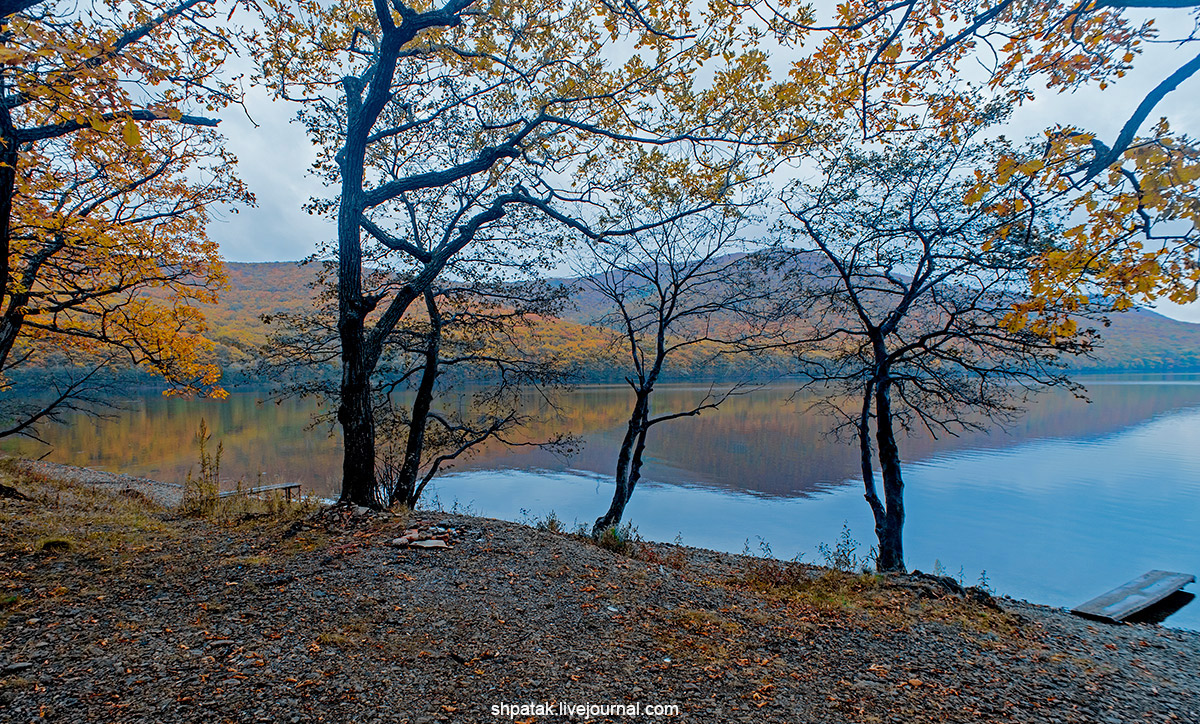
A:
[{"xmin": 181, "ymin": 419, "xmax": 220, "ymax": 517}]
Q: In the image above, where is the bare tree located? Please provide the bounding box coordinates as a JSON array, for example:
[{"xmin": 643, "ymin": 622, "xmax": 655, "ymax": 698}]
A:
[
  {"xmin": 776, "ymin": 126, "xmax": 1103, "ymax": 572},
  {"xmin": 258, "ymin": 0, "xmax": 802, "ymax": 507},
  {"xmin": 375, "ymin": 277, "xmax": 575, "ymax": 509},
  {"xmin": 578, "ymin": 197, "xmax": 777, "ymax": 536}
]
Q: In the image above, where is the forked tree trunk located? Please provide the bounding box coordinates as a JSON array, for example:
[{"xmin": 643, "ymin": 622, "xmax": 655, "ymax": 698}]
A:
[
  {"xmin": 872, "ymin": 377, "xmax": 906, "ymax": 572},
  {"xmin": 593, "ymin": 389, "xmax": 650, "ymax": 536}
]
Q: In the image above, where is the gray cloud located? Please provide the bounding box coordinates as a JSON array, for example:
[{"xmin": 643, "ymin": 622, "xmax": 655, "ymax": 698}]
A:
[{"xmin": 211, "ymin": 87, "xmax": 333, "ymax": 263}]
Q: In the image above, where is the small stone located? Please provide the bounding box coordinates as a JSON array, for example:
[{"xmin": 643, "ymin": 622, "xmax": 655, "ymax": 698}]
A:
[
  {"xmin": 391, "ymin": 537, "xmax": 410, "ymax": 547},
  {"xmin": 206, "ymin": 640, "xmax": 236, "ymax": 649},
  {"xmin": 25, "ymin": 618, "xmax": 41, "ymax": 625},
  {"xmin": 2, "ymin": 662, "xmax": 33, "ymax": 675},
  {"xmin": 410, "ymin": 539, "xmax": 449, "ymax": 549}
]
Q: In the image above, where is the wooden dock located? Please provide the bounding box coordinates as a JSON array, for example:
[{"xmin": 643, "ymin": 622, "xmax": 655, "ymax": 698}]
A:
[
  {"xmin": 1071, "ymin": 570, "xmax": 1195, "ymax": 623},
  {"xmin": 218, "ymin": 482, "xmax": 301, "ymax": 503}
]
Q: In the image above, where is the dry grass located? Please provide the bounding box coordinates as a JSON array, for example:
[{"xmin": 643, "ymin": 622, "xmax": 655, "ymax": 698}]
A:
[
  {"xmin": 633, "ymin": 541, "xmax": 689, "ymax": 570},
  {"xmin": 0, "ymin": 458, "xmax": 330, "ymax": 632},
  {"xmin": 0, "ymin": 459, "xmax": 175, "ymax": 558},
  {"xmin": 729, "ymin": 563, "xmax": 1024, "ymax": 640},
  {"xmin": 655, "ymin": 606, "xmax": 746, "ymax": 664}
]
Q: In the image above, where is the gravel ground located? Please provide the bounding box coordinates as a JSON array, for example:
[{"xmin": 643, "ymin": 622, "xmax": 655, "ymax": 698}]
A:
[
  {"xmin": 7, "ymin": 457, "xmax": 184, "ymax": 507},
  {"xmin": 1, "ymin": 462, "xmax": 1197, "ymax": 724}
]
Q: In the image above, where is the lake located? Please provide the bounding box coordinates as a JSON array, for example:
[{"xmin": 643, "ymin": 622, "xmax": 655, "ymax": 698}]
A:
[{"xmin": 5, "ymin": 375, "xmax": 1199, "ymax": 629}]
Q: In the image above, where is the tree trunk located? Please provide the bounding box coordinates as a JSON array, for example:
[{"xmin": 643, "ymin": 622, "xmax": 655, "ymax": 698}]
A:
[
  {"xmin": 391, "ymin": 291, "xmax": 441, "ymax": 509},
  {"xmin": 334, "ymin": 201, "xmax": 377, "ymax": 505},
  {"xmin": 338, "ymin": 338, "xmax": 378, "ymax": 507},
  {"xmin": 0, "ymin": 92, "xmax": 21, "ymax": 371},
  {"xmin": 627, "ymin": 425, "xmax": 649, "ymax": 498},
  {"xmin": 872, "ymin": 376, "xmax": 906, "ymax": 572},
  {"xmin": 593, "ymin": 389, "xmax": 649, "ymax": 536},
  {"xmin": 334, "ymin": 82, "xmax": 379, "ymax": 508},
  {"xmin": 858, "ymin": 382, "xmax": 887, "ymax": 547}
]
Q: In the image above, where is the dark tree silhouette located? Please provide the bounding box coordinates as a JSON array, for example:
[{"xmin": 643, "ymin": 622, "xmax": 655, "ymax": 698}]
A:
[
  {"xmin": 579, "ymin": 198, "xmax": 777, "ymax": 536},
  {"xmin": 777, "ymin": 127, "xmax": 1104, "ymax": 572}
]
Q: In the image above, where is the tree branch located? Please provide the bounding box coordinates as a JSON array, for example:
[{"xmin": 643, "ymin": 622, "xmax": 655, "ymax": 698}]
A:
[
  {"xmin": 360, "ymin": 215, "xmax": 432, "ymax": 262},
  {"xmin": 17, "ymin": 110, "xmax": 219, "ymax": 144},
  {"xmin": 1085, "ymin": 49, "xmax": 1200, "ymax": 180}
]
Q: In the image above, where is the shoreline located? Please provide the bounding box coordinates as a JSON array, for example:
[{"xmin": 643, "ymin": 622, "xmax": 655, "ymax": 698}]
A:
[
  {"xmin": 4, "ymin": 455, "xmax": 1198, "ymax": 634},
  {"xmin": 5, "ymin": 456, "xmax": 184, "ymax": 508},
  {"xmin": 1, "ymin": 462, "xmax": 1198, "ymax": 722}
]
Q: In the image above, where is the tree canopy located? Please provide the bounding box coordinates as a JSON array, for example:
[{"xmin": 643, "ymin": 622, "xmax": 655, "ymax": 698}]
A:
[
  {"xmin": 0, "ymin": 0, "xmax": 253, "ymax": 437},
  {"xmin": 795, "ymin": 0, "xmax": 1199, "ymax": 328}
]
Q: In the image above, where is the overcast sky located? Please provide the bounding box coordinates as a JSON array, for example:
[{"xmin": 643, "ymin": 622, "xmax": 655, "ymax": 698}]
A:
[{"xmin": 209, "ymin": 12, "xmax": 1200, "ymax": 322}]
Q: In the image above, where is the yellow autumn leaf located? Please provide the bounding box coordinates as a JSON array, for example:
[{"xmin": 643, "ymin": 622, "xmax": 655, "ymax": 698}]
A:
[
  {"xmin": 962, "ymin": 184, "xmax": 987, "ymax": 205},
  {"xmin": 1017, "ymin": 159, "xmax": 1045, "ymax": 175},
  {"xmin": 122, "ymin": 119, "xmax": 141, "ymax": 147}
]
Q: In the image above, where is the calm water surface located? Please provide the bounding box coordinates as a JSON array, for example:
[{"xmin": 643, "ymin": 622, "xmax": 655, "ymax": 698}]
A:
[{"xmin": 6, "ymin": 376, "xmax": 1199, "ymax": 629}]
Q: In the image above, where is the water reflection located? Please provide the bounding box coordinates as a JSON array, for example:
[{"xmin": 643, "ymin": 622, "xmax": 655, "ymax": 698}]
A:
[
  {"xmin": 4, "ymin": 376, "xmax": 1198, "ymax": 628},
  {"xmin": 5, "ymin": 378, "xmax": 1200, "ymax": 499},
  {"xmin": 427, "ymin": 403, "xmax": 1200, "ymax": 630}
]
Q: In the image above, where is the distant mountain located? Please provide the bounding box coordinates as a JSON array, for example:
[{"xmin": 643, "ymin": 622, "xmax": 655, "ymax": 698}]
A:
[
  {"xmin": 1079, "ymin": 307, "xmax": 1200, "ymax": 371},
  {"xmin": 206, "ymin": 261, "xmax": 1200, "ymax": 376}
]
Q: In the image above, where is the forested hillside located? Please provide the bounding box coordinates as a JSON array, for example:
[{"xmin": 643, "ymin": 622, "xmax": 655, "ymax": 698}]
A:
[
  {"xmin": 202, "ymin": 262, "xmax": 324, "ymax": 369},
  {"xmin": 208, "ymin": 262, "xmax": 1200, "ymax": 380},
  {"xmin": 204, "ymin": 262, "xmax": 755, "ymax": 382},
  {"xmin": 1084, "ymin": 309, "xmax": 1200, "ymax": 370}
]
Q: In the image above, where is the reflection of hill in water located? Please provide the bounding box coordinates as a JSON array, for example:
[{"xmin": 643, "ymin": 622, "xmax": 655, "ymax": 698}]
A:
[
  {"xmin": 456, "ymin": 380, "xmax": 1200, "ymax": 497},
  {"xmin": 5, "ymin": 380, "xmax": 1200, "ymax": 499},
  {"xmin": 1, "ymin": 393, "xmax": 346, "ymax": 494}
]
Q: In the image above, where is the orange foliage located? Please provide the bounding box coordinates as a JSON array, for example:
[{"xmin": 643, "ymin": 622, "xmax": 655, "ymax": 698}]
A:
[{"xmin": 0, "ymin": 1, "xmax": 252, "ymax": 405}]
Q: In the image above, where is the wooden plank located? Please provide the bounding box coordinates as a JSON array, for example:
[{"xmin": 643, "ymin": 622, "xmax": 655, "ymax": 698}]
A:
[
  {"xmin": 218, "ymin": 483, "xmax": 301, "ymax": 499},
  {"xmin": 1071, "ymin": 570, "xmax": 1196, "ymax": 622}
]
